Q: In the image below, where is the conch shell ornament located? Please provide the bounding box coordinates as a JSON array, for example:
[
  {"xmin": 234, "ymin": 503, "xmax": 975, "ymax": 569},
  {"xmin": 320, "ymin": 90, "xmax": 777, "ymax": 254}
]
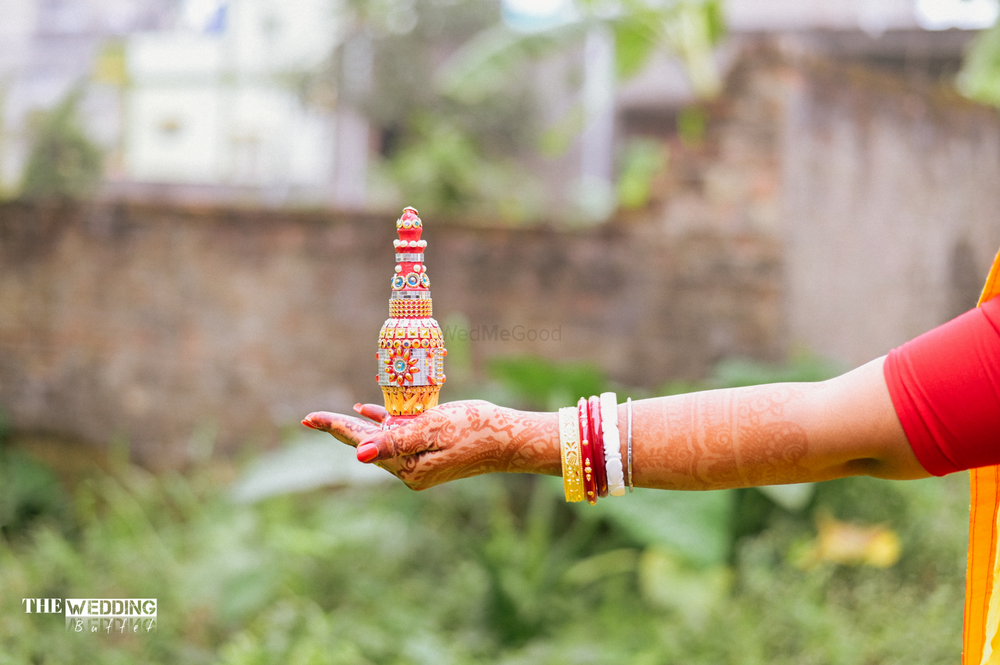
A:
[{"xmin": 376, "ymin": 207, "xmax": 446, "ymax": 426}]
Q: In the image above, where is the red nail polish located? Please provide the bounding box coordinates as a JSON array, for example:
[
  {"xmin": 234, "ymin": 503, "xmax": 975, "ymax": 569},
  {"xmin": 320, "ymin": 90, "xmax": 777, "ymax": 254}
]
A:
[
  {"xmin": 301, "ymin": 419, "xmax": 318, "ymax": 430},
  {"xmin": 357, "ymin": 442, "xmax": 379, "ymax": 463},
  {"xmin": 353, "ymin": 403, "xmax": 364, "ymax": 413}
]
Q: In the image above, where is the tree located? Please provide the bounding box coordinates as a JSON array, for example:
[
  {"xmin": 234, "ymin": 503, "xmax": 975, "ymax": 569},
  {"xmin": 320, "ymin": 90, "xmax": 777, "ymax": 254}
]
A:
[
  {"xmin": 20, "ymin": 89, "xmax": 103, "ymax": 200},
  {"xmin": 325, "ymin": 0, "xmax": 724, "ymax": 220},
  {"xmin": 959, "ymin": 20, "xmax": 1000, "ymax": 107}
]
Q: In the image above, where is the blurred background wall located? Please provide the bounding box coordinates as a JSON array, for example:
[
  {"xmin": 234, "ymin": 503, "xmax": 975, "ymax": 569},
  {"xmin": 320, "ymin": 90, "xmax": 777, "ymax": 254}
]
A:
[
  {"xmin": 1, "ymin": 0, "xmax": 999, "ymax": 466},
  {"xmin": 0, "ymin": 200, "xmax": 782, "ymax": 467}
]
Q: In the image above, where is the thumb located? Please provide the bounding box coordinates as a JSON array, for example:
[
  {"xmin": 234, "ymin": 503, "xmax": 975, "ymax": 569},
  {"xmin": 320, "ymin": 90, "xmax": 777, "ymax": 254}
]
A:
[{"xmin": 355, "ymin": 420, "xmax": 439, "ymax": 463}]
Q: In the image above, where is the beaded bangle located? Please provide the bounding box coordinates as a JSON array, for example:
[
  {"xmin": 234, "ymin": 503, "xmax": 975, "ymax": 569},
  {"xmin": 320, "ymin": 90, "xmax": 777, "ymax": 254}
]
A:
[
  {"xmin": 626, "ymin": 397, "xmax": 634, "ymax": 493},
  {"xmin": 559, "ymin": 407, "xmax": 585, "ymax": 503},
  {"xmin": 600, "ymin": 392, "xmax": 625, "ymax": 496},
  {"xmin": 588, "ymin": 395, "xmax": 608, "ymax": 498},
  {"xmin": 577, "ymin": 397, "xmax": 598, "ymax": 505}
]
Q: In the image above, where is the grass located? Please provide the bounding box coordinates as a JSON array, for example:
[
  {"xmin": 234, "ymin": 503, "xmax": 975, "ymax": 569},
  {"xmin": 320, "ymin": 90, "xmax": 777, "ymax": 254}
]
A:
[{"xmin": 0, "ymin": 442, "xmax": 969, "ymax": 664}]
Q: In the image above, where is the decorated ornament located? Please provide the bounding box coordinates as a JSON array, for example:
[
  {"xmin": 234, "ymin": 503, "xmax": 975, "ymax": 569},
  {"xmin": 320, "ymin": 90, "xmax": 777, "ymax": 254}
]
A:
[{"xmin": 376, "ymin": 207, "xmax": 446, "ymax": 424}]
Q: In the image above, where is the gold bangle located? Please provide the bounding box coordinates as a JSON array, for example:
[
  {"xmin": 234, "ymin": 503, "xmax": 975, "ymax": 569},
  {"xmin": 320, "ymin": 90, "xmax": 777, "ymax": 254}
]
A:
[{"xmin": 559, "ymin": 406, "xmax": 585, "ymax": 502}]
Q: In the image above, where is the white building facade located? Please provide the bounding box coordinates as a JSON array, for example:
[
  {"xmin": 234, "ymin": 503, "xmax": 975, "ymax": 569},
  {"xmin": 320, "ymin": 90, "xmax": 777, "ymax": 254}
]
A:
[{"xmin": 124, "ymin": 0, "xmax": 342, "ymax": 201}]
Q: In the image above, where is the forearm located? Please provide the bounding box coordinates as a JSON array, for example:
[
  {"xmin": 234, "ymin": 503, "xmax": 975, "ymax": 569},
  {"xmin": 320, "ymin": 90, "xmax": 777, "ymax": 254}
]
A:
[
  {"xmin": 522, "ymin": 388, "xmax": 825, "ymax": 490},
  {"xmin": 524, "ymin": 357, "xmax": 929, "ymax": 491},
  {"xmin": 628, "ymin": 383, "xmax": 843, "ymax": 489}
]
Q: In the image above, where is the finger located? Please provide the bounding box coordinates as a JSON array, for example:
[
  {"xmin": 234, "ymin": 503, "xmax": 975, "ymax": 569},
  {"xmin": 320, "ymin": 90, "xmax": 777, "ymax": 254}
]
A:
[
  {"xmin": 302, "ymin": 411, "xmax": 380, "ymax": 448},
  {"xmin": 355, "ymin": 419, "xmax": 441, "ymax": 464},
  {"xmin": 354, "ymin": 402, "xmax": 389, "ymax": 424}
]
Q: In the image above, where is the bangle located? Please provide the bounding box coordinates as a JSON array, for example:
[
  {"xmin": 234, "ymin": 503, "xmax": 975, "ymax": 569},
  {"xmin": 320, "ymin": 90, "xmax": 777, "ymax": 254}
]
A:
[
  {"xmin": 600, "ymin": 392, "xmax": 625, "ymax": 496},
  {"xmin": 577, "ymin": 397, "xmax": 598, "ymax": 505},
  {"xmin": 588, "ymin": 395, "xmax": 608, "ymax": 498},
  {"xmin": 626, "ymin": 397, "xmax": 634, "ymax": 493},
  {"xmin": 559, "ymin": 407, "xmax": 585, "ymax": 502}
]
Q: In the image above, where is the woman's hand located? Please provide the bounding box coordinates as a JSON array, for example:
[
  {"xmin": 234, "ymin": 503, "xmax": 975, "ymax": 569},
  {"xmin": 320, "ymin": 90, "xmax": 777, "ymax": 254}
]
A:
[{"xmin": 302, "ymin": 400, "xmax": 560, "ymax": 491}]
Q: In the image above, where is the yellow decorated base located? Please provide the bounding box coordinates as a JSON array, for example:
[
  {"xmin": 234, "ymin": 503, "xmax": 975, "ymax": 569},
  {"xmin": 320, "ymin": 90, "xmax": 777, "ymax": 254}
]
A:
[{"xmin": 382, "ymin": 384, "xmax": 443, "ymax": 416}]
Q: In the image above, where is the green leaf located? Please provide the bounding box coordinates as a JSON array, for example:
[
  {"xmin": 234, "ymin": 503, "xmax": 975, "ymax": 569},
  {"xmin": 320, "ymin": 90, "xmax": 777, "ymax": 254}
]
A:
[
  {"xmin": 704, "ymin": 0, "xmax": 727, "ymax": 44},
  {"xmin": 959, "ymin": 20, "xmax": 1000, "ymax": 107},
  {"xmin": 487, "ymin": 356, "xmax": 607, "ymax": 411},
  {"xmin": 230, "ymin": 435, "xmax": 391, "ymax": 504},
  {"xmin": 612, "ymin": 18, "xmax": 658, "ymax": 80},
  {"xmin": 586, "ymin": 488, "xmax": 735, "ymax": 567},
  {"xmin": 638, "ymin": 547, "xmax": 732, "ymax": 625},
  {"xmin": 756, "ymin": 483, "xmax": 816, "ymax": 512},
  {"xmin": 616, "ymin": 137, "xmax": 668, "ymax": 209},
  {"xmin": 664, "ymin": 2, "xmax": 724, "ymax": 98},
  {"xmin": 438, "ymin": 22, "xmax": 586, "ymax": 104},
  {"xmin": 538, "ymin": 104, "xmax": 587, "ymax": 158},
  {"xmin": 20, "ymin": 89, "xmax": 103, "ymax": 199}
]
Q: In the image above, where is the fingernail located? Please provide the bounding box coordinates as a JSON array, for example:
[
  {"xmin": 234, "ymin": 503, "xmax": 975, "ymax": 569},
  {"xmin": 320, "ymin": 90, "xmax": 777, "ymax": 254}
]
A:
[
  {"xmin": 357, "ymin": 442, "xmax": 379, "ymax": 463},
  {"xmin": 301, "ymin": 419, "xmax": 318, "ymax": 430},
  {"xmin": 353, "ymin": 403, "xmax": 363, "ymax": 413}
]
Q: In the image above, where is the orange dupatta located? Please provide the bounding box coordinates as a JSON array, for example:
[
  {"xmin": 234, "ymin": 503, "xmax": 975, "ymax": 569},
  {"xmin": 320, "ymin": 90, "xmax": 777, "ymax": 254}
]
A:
[{"xmin": 963, "ymin": 248, "xmax": 1000, "ymax": 665}]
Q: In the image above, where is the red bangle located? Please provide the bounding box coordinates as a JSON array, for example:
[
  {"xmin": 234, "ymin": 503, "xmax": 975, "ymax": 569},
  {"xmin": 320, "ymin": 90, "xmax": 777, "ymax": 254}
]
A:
[
  {"xmin": 577, "ymin": 397, "xmax": 598, "ymax": 504},
  {"xmin": 588, "ymin": 396, "xmax": 608, "ymax": 498}
]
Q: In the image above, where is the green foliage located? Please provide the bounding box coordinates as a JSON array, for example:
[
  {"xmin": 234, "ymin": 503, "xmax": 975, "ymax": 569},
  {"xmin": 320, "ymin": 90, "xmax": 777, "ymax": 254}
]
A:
[
  {"xmin": 0, "ymin": 351, "xmax": 964, "ymax": 663},
  {"xmin": 677, "ymin": 104, "xmax": 708, "ymax": 146},
  {"xmin": 0, "ymin": 408, "xmax": 10, "ymax": 446},
  {"xmin": 438, "ymin": 0, "xmax": 726, "ymax": 217},
  {"xmin": 338, "ymin": 0, "xmax": 726, "ymax": 220},
  {"xmin": 486, "ymin": 356, "xmax": 608, "ymax": 411},
  {"xmin": 616, "ymin": 138, "xmax": 668, "ymax": 209},
  {"xmin": 959, "ymin": 20, "xmax": 1000, "ymax": 107},
  {"xmin": 0, "ymin": 450, "xmax": 69, "ymax": 540},
  {"xmin": 608, "ymin": 0, "xmax": 726, "ymax": 97},
  {"xmin": 441, "ymin": 0, "xmax": 727, "ymax": 102},
  {"xmin": 660, "ymin": 351, "xmax": 843, "ymax": 395},
  {"xmin": 0, "ymin": 447, "xmax": 967, "ymax": 663},
  {"xmin": 710, "ymin": 352, "xmax": 843, "ymax": 389},
  {"xmin": 440, "ymin": 21, "xmax": 588, "ymax": 106},
  {"xmin": 334, "ymin": 0, "xmax": 543, "ymax": 220},
  {"xmin": 373, "ymin": 114, "xmax": 544, "ymax": 220},
  {"xmin": 587, "ymin": 486, "xmax": 734, "ymax": 566},
  {"xmin": 20, "ymin": 90, "xmax": 103, "ymax": 200}
]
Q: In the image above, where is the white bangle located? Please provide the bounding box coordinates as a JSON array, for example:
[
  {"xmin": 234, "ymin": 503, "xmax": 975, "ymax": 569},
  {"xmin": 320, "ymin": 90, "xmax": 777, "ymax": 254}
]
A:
[
  {"xmin": 600, "ymin": 392, "xmax": 625, "ymax": 496},
  {"xmin": 626, "ymin": 397, "xmax": 634, "ymax": 493}
]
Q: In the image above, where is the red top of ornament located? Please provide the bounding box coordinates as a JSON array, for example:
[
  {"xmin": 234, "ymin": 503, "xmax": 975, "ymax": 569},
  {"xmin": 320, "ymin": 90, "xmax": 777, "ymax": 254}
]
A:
[
  {"xmin": 391, "ymin": 206, "xmax": 430, "ymax": 293},
  {"xmin": 396, "ymin": 206, "xmax": 423, "ymax": 243}
]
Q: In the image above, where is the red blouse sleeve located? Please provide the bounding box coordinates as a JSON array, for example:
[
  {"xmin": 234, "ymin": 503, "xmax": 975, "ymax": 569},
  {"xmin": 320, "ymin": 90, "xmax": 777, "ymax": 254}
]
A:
[{"xmin": 883, "ymin": 296, "xmax": 1000, "ymax": 476}]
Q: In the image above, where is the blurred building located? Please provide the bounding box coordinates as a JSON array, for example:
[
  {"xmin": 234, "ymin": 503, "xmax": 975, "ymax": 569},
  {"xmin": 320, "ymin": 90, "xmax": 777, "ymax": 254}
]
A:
[
  {"xmin": 0, "ymin": 0, "xmax": 171, "ymax": 194},
  {"xmin": 120, "ymin": 0, "xmax": 344, "ymax": 205},
  {"xmin": 0, "ymin": 0, "xmax": 359, "ymax": 206}
]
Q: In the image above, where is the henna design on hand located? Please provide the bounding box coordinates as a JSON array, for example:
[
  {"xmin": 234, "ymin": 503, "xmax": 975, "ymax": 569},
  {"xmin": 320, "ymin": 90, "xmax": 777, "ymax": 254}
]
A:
[
  {"xmin": 305, "ymin": 400, "xmax": 560, "ymax": 491},
  {"xmin": 394, "ymin": 402, "xmax": 560, "ymax": 490}
]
